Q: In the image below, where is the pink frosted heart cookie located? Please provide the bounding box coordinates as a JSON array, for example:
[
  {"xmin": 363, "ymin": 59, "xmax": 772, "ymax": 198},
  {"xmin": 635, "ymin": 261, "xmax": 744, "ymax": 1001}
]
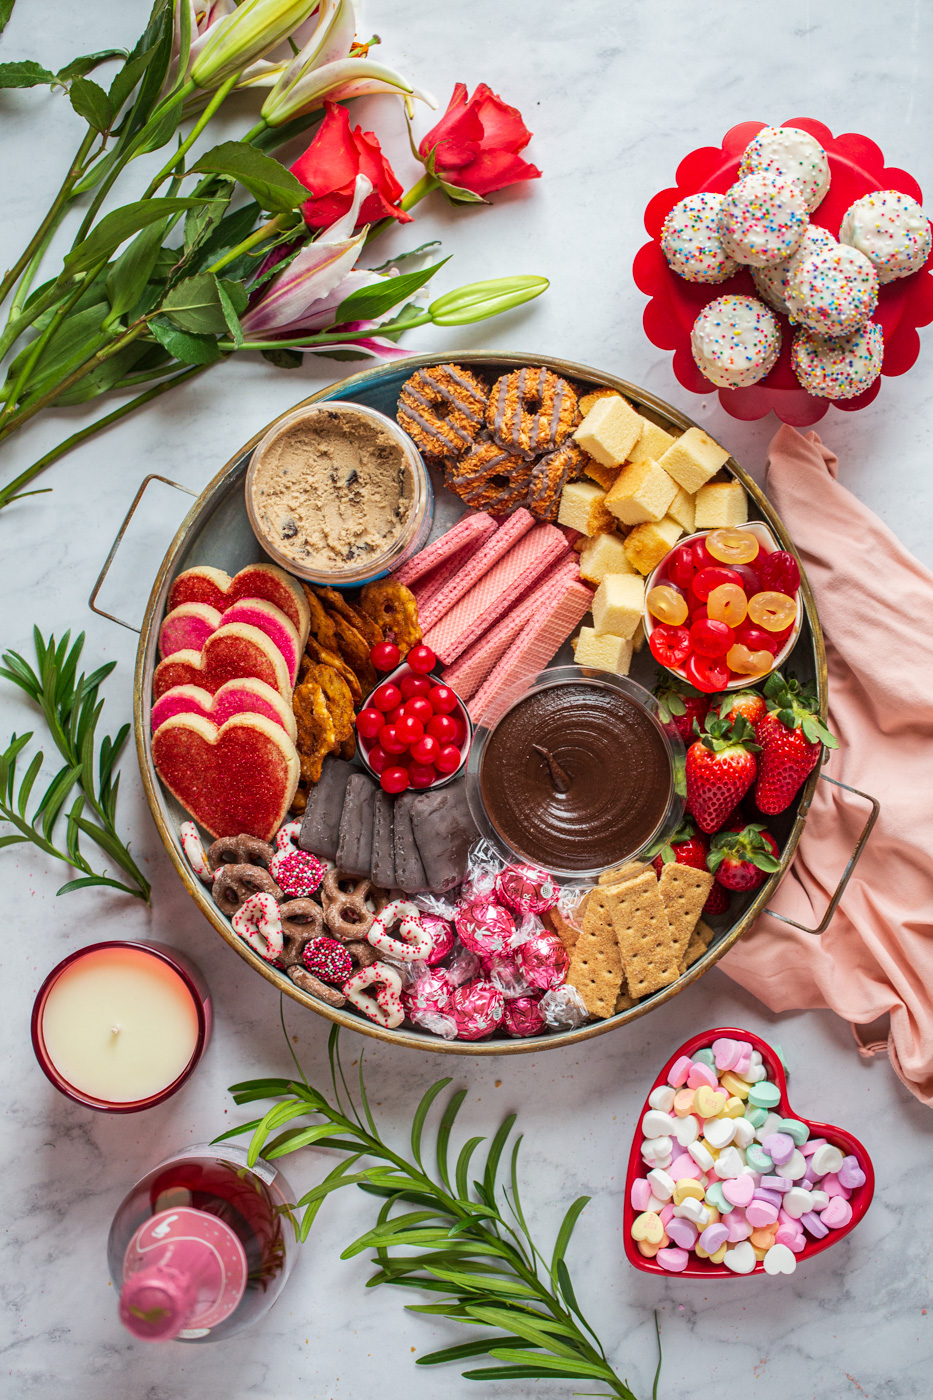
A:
[
  {"xmin": 153, "ymin": 623, "xmax": 291, "ymax": 702},
  {"xmin": 167, "ymin": 562, "xmax": 310, "ymax": 649},
  {"xmin": 152, "ymin": 711, "xmax": 299, "ymax": 840},
  {"xmin": 222, "ymin": 598, "xmax": 301, "ymax": 686},
  {"xmin": 159, "ymin": 603, "xmax": 222, "ymax": 659},
  {"xmin": 151, "ymin": 677, "xmax": 297, "ymax": 742},
  {"xmin": 159, "ymin": 597, "xmax": 301, "ymax": 686}
]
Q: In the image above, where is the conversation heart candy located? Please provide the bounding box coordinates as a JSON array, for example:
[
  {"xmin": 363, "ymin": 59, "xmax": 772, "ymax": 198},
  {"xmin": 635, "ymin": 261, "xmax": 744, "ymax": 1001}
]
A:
[
  {"xmin": 723, "ymin": 1240, "xmax": 756, "ymax": 1274},
  {"xmin": 763, "ymin": 1242, "xmax": 797, "ymax": 1275},
  {"xmin": 631, "ymin": 1211, "xmax": 664, "ymax": 1244},
  {"xmin": 838, "ymin": 1156, "xmax": 867, "ymax": 1190},
  {"xmin": 694, "ymin": 1086, "xmax": 727, "ymax": 1118},
  {"xmin": 722, "ymin": 1175, "xmax": 754, "ymax": 1208}
]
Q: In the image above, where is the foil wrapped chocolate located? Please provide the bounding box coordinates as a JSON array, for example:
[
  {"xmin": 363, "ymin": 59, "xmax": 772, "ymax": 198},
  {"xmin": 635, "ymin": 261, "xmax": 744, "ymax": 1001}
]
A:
[
  {"xmin": 517, "ymin": 930, "xmax": 570, "ymax": 991},
  {"xmin": 502, "ymin": 996, "xmax": 547, "ymax": 1038},
  {"xmin": 448, "ymin": 979, "xmax": 505, "ymax": 1040},
  {"xmin": 495, "ymin": 864, "xmax": 560, "ymax": 916},
  {"xmin": 455, "ymin": 897, "xmax": 518, "ymax": 956}
]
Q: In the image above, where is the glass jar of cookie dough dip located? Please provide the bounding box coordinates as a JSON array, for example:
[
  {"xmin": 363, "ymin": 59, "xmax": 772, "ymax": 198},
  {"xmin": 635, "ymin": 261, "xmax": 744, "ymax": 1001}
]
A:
[{"xmin": 246, "ymin": 401, "xmax": 433, "ymax": 586}]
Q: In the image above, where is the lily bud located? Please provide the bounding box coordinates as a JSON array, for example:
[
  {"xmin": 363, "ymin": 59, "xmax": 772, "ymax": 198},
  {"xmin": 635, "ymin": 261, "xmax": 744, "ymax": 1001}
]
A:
[
  {"xmin": 428, "ymin": 276, "xmax": 549, "ymax": 326},
  {"xmin": 262, "ymin": 55, "xmax": 434, "ymax": 126},
  {"xmin": 190, "ymin": 0, "xmax": 321, "ymax": 89}
]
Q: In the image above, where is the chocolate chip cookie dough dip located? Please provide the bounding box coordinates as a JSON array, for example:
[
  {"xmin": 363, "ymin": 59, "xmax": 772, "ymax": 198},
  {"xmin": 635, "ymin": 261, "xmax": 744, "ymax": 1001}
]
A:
[
  {"xmin": 470, "ymin": 668, "xmax": 680, "ymax": 877},
  {"xmin": 246, "ymin": 402, "xmax": 432, "ymax": 585}
]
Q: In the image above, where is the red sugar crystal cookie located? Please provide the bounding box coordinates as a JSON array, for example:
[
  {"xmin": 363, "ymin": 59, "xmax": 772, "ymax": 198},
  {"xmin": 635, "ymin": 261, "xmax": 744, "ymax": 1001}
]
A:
[
  {"xmin": 167, "ymin": 563, "xmax": 310, "ymax": 648},
  {"xmin": 151, "ymin": 677, "xmax": 298, "ymax": 743},
  {"xmin": 153, "ymin": 623, "xmax": 291, "ymax": 701},
  {"xmin": 152, "ymin": 711, "xmax": 299, "ymax": 840},
  {"xmin": 159, "ymin": 598, "xmax": 302, "ymax": 686}
]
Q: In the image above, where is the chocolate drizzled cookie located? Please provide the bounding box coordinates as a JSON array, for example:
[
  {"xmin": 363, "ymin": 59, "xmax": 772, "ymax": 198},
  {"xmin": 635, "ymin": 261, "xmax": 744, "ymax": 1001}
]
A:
[
  {"xmin": 397, "ymin": 364, "xmax": 488, "ymax": 458},
  {"xmin": 486, "ymin": 367, "xmax": 579, "ymax": 458},
  {"xmin": 527, "ymin": 438, "xmax": 589, "ymax": 522},
  {"xmin": 444, "ymin": 436, "xmax": 533, "ymax": 514}
]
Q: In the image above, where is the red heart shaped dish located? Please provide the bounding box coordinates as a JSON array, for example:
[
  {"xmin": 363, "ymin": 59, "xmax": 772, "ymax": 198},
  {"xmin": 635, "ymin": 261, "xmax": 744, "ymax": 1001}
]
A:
[{"xmin": 623, "ymin": 1026, "xmax": 874, "ymax": 1278}]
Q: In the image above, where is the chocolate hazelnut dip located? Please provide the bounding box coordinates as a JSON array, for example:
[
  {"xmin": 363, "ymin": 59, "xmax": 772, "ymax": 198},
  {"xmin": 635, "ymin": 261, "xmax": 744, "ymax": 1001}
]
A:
[
  {"xmin": 248, "ymin": 406, "xmax": 415, "ymax": 573},
  {"xmin": 480, "ymin": 681, "xmax": 671, "ymax": 872}
]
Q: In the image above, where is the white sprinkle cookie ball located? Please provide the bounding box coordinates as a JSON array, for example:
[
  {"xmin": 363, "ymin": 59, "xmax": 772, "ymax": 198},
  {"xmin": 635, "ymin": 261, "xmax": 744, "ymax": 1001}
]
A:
[
  {"xmin": 740, "ymin": 125, "xmax": 831, "ymax": 212},
  {"xmin": 661, "ymin": 193, "xmax": 740, "ymax": 283},
  {"xmin": 752, "ymin": 224, "xmax": 837, "ymax": 314},
  {"xmin": 792, "ymin": 322, "xmax": 884, "ymax": 399},
  {"xmin": 718, "ymin": 172, "xmax": 809, "ymax": 268},
  {"xmin": 839, "ymin": 190, "xmax": 932, "ymax": 283},
  {"xmin": 786, "ymin": 242, "xmax": 878, "ymax": 338},
  {"xmin": 691, "ymin": 294, "xmax": 782, "ymax": 388}
]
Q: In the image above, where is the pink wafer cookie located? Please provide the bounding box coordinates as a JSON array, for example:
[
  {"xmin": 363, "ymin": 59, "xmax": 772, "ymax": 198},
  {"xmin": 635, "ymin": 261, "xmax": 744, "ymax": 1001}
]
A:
[
  {"xmin": 418, "ymin": 508, "xmax": 535, "ymax": 632},
  {"xmin": 470, "ymin": 579, "xmax": 593, "ymax": 724},
  {"xmin": 393, "ymin": 511, "xmax": 497, "ymax": 587},
  {"xmin": 411, "ymin": 542, "xmax": 478, "ymax": 608},
  {"xmin": 441, "ymin": 555, "xmax": 580, "ymax": 700},
  {"xmin": 423, "ymin": 524, "xmax": 570, "ymax": 665}
]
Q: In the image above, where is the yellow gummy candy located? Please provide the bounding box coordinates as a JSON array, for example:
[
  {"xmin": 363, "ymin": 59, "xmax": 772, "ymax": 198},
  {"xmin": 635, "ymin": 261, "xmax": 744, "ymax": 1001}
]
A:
[{"xmin": 709, "ymin": 1242, "xmax": 728, "ymax": 1264}]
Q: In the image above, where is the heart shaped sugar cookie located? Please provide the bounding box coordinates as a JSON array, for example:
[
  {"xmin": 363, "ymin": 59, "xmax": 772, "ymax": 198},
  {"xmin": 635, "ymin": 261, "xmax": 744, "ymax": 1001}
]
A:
[
  {"xmin": 151, "ymin": 677, "xmax": 297, "ymax": 743},
  {"xmin": 152, "ymin": 711, "xmax": 299, "ymax": 841},
  {"xmin": 624, "ymin": 1026, "xmax": 874, "ymax": 1279},
  {"xmin": 153, "ymin": 623, "xmax": 291, "ymax": 702},
  {"xmin": 159, "ymin": 597, "xmax": 301, "ymax": 686},
  {"xmin": 167, "ymin": 563, "xmax": 310, "ymax": 649}
]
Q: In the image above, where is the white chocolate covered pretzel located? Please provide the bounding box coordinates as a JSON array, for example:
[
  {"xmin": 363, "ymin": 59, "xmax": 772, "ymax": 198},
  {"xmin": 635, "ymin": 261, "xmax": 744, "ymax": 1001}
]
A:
[
  {"xmin": 232, "ymin": 892, "xmax": 284, "ymax": 961},
  {"xmin": 343, "ymin": 961, "xmax": 404, "ymax": 1029},
  {"xmin": 366, "ymin": 899, "xmax": 433, "ymax": 962}
]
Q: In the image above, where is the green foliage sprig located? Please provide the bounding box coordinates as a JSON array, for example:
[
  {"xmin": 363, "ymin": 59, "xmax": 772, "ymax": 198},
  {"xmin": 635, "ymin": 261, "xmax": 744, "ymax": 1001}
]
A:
[
  {"xmin": 0, "ymin": 628, "xmax": 150, "ymax": 899},
  {"xmin": 218, "ymin": 1025, "xmax": 660, "ymax": 1398}
]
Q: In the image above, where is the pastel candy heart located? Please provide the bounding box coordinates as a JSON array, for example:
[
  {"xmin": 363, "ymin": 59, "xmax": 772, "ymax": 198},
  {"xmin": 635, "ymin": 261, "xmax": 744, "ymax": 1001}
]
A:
[
  {"xmin": 762, "ymin": 1132, "xmax": 795, "ymax": 1165},
  {"xmin": 657, "ymin": 1247, "xmax": 689, "ymax": 1272},
  {"xmin": 648, "ymin": 1086, "xmax": 676, "ymax": 1112},
  {"xmin": 705, "ymin": 1182, "xmax": 733, "ymax": 1215},
  {"xmin": 687, "ymin": 1061, "xmax": 719, "ymax": 1090},
  {"xmin": 160, "ymin": 597, "xmax": 302, "ymax": 687},
  {"xmin": 168, "ymin": 562, "xmax": 311, "ymax": 647},
  {"xmin": 694, "ymin": 1086, "xmax": 727, "ymax": 1118},
  {"xmin": 699, "ymin": 1222, "xmax": 729, "ymax": 1253},
  {"xmin": 725, "ymin": 1212, "xmax": 751, "ymax": 1242},
  {"xmin": 746, "ymin": 1200, "xmax": 778, "ymax": 1228},
  {"xmin": 630, "ymin": 1179, "xmax": 652, "ymax": 1211},
  {"xmin": 722, "ymin": 1175, "xmax": 754, "ymax": 1207},
  {"xmin": 631, "ymin": 1211, "xmax": 664, "ymax": 1244},
  {"xmin": 723, "ymin": 1240, "xmax": 756, "ymax": 1274},
  {"xmin": 666, "ymin": 1218, "xmax": 698, "ymax": 1249},
  {"xmin": 763, "ymin": 1242, "xmax": 797, "ymax": 1275},
  {"xmin": 151, "ymin": 677, "xmax": 298, "ymax": 742},
  {"xmin": 821, "ymin": 1173, "xmax": 852, "ymax": 1200},
  {"xmin": 712, "ymin": 1037, "xmax": 741, "ymax": 1071},
  {"xmin": 820, "ymin": 1197, "xmax": 853, "ymax": 1229},
  {"xmin": 838, "ymin": 1156, "xmax": 866, "ymax": 1189},
  {"xmin": 809, "ymin": 1143, "xmax": 844, "ymax": 1177},
  {"xmin": 703, "ymin": 1116, "xmax": 736, "ymax": 1150},
  {"xmin": 667, "ymin": 1054, "xmax": 694, "ymax": 1087},
  {"xmin": 153, "ymin": 623, "xmax": 292, "ymax": 701},
  {"xmin": 152, "ymin": 711, "xmax": 299, "ymax": 840},
  {"xmin": 672, "ymin": 1114, "xmax": 700, "ymax": 1147}
]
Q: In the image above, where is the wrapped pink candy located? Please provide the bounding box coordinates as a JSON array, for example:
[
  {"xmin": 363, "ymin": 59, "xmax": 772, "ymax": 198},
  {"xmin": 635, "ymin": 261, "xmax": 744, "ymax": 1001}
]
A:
[
  {"xmin": 445, "ymin": 944, "xmax": 481, "ymax": 988},
  {"xmin": 421, "ymin": 914, "xmax": 456, "ymax": 965},
  {"xmin": 502, "ymin": 996, "xmax": 547, "ymax": 1038},
  {"xmin": 538, "ymin": 983, "xmax": 588, "ymax": 1030},
  {"xmin": 402, "ymin": 968, "xmax": 457, "ymax": 1040},
  {"xmin": 455, "ymin": 897, "xmax": 518, "ymax": 956},
  {"xmin": 483, "ymin": 953, "xmax": 534, "ymax": 1000},
  {"xmin": 517, "ymin": 930, "xmax": 569, "ymax": 992},
  {"xmin": 495, "ymin": 864, "xmax": 560, "ymax": 915},
  {"xmin": 448, "ymin": 979, "xmax": 505, "ymax": 1040}
]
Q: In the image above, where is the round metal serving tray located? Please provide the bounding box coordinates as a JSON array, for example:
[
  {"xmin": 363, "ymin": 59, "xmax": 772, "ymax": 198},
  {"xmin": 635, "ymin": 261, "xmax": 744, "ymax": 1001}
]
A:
[{"xmin": 132, "ymin": 352, "xmax": 828, "ymax": 1054}]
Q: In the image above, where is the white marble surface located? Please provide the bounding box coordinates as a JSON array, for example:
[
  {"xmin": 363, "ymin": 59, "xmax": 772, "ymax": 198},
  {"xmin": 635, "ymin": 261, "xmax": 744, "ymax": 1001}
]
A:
[{"xmin": 2, "ymin": 1, "xmax": 932, "ymax": 1396}]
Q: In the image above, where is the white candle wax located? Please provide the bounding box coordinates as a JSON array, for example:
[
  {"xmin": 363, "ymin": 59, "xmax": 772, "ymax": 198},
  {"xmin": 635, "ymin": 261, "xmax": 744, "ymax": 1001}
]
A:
[{"xmin": 40, "ymin": 947, "xmax": 200, "ymax": 1103}]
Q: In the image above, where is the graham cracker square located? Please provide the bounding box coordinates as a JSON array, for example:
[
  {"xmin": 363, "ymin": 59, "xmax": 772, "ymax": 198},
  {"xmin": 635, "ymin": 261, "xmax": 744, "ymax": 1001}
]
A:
[
  {"xmin": 682, "ymin": 918, "xmax": 716, "ymax": 972},
  {"xmin": 606, "ymin": 871, "xmax": 680, "ymax": 999},
  {"xmin": 657, "ymin": 863, "xmax": 714, "ymax": 968},
  {"xmin": 566, "ymin": 886, "xmax": 625, "ymax": 1018},
  {"xmin": 599, "ymin": 860, "xmax": 649, "ymax": 886}
]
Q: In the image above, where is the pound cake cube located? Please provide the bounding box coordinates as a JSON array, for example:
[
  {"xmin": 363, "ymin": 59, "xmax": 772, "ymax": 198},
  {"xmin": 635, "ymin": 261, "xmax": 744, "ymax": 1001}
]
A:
[
  {"xmin": 628, "ymin": 418, "xmax": 676, "ymax": 466},
  {"xmin": 623, "ymin": 516, "xmax": 683, "ymax": 575},
  {"xmin": 632, "ymin": 617, "xmax": 646, "ymax": 653},
  {"xmin": 558, "ymin": 480, "xmax": 614, "ymax": 536},
  {"xmin": 583, "ymin": 458, "xmax": 619, "ymax": 491},
  {"xmin": 658, "ymin": 427, "xmax": 730, "ymax": 494},
  {"xmin": 694, "ymin": 479, "xmax": 748, "ymax": 528},
  {"xmin": 605, "ymin": 458, "xmax": 678, "ymax": 526},
  {"xmin": 578, "ymin": 530, "xmax": 634, "ymax": 585},
  {"xmin": 579, "ymin": 387, "xmax": 621, "ymax": 416},
  {"xmin": 574, "ymin": 395, "xmax": 643, "ymax": 467},
  {"xmin": 591, "ymin": 572, "xmax": 644, "ymax": 639},
  {"xmin": 573, "ymin": 625, "xmax": 633, "ymax": 675},
  {"xmin": 666, "ymin": 484, "xmax": 696, "ymax": 533}
]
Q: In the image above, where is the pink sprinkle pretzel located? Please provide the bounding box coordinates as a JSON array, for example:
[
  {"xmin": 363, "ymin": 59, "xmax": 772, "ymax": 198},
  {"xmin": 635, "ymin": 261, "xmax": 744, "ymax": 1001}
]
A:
[
  {"xmin": 344, "ymin": 960, "xmax": 404, "ymax": 1028},
  {"xmin": 180, "ymin": 821, "xmax": 212, "ymax": 882},
  {"xmin": 232, "ymin": 892, "xmax": 284, "ymax": 961},
  {"xmin": 274, "ymin": 820, "xmax": 303, "ymax": 853},
  {"xmin": 366, "ymin": 899, "xmax": 433, "ymax": 962}
]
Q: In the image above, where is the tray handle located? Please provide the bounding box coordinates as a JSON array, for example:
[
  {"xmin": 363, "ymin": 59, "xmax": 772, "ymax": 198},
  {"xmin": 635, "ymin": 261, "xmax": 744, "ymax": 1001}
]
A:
[
  {"xmin": 762, "ymin": 773, "xmax": 880, "ymax": 936},
  {"xmin": 88, "ymin": 474, "xmax": 197, "ymax": 633}
]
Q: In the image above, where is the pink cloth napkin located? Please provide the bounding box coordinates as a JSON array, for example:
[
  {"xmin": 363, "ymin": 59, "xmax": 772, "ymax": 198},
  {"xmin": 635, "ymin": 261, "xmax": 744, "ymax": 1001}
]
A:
[{"xmin": 718, "ymin": 425, "xmax": 933, "ymax": 1106}]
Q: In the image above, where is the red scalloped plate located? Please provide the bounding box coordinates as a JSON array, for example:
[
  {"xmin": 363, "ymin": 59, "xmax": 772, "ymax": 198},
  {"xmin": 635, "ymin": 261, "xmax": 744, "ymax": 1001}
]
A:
[
  {"xmin": 633, "ymin": 118, "xmax": 933, "ymax": 424},
  {"xmin": 622, "ymin": 1026, "xmax": 875, "ymax": 1278}
]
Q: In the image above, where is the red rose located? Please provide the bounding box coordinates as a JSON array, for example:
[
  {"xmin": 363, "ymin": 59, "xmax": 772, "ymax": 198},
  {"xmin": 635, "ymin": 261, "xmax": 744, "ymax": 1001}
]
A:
[
  {"xmin": 418, "ymin": 83, "xmax": 541, "ymax": 197},
  {"xmin": 290, "ymin": 102, "xmax": 411, "ymax": 230}
]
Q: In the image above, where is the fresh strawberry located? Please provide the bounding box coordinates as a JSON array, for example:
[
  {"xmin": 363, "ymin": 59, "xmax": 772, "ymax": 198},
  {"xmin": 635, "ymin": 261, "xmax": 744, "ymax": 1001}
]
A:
[
  {"xmin": 685, "ymin": 713, "xmax": 760, "ymax": 834},
  {"xmin": 649, "ymin": 820, "xmax": 709, "ymax": 875},
  {"xmin": 754, "ymin": 672, "xmax": 838, "ymax": 815},
  {"xmin": 654, "ymin": 675, "xmax": 709, "ymax": 745},
  {"xmin": 702, "ymin": 881, "xmax": 731, "ymax": 916},
  {"xmin": 718, "ymin": 689, "xmax": 766, "ymax": 729},
  {"xmin": 707, "ymin": 823, "xmax": 781, "ymax": 891}
]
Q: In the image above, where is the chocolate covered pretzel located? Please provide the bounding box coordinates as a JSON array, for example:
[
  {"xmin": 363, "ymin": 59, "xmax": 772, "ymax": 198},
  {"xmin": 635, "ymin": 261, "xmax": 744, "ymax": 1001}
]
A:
[
  {"xmin": 208, "ymin": 834, "xmax": 275, "ymax": 873},
  {"xmin": 212, "ymin": 863, "xmax": 282, "ymax": 918},
  {"xmin": 321, "ymin": 869, "xmax": 386, "ymax": 940}
]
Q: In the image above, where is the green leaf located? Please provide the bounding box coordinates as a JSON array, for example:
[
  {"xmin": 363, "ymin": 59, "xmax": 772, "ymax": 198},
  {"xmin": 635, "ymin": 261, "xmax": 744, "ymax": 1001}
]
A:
[
  {"xmin": 0, "ymin": 834, "xmax": 28, "ymax": 849},
  {"xmin": 483, "ymin": 1114, "xmax": 516, "ymax": 1201},
  {"xmin": 461, "ymin": 1365, "xmax": 584, "ymax": 1381},
  {"xmin": 550, "ymin": 1195, "xmax": 590, "ymax": 1281},
  {"xmin": 263, "ymin": 1123, "xmax": 348, "ymax": 1159},
  {"xmin": 64, "ymin": 198, "xmax": 221, "ymax": 275},
  {"xmin": 0, "ymin": 1, "xmax": 14, "ymax": 37},
  {"xmin": 417, "ymin": 1336, "xmax": 530, "ymax": 1367},
  {"xmin": 334, "ymin": 258, "xmax": 450, "ymax": 326},
  {"xmin": 4, "ymin": 301, "xmax": 112, "ymax": 401},
  {"xmin": 181, "ymin": 200, "xmax": 259, "ymax": 277},
  {"xmin": 435, "ymin": 1087, "xmax": 466, "ymax": 1191},
  {"xmin": 410, "ymin": 1077, "xmax": 451, "ymax": 1168},
  {"xmin": 105, "ymin": 220, "xmax": 167, "ymax": 319},
  {"xmin": 107, "ymin": 45, "xmax": 155, "ymax": 115},
  {"xmin": 0, "ymin": 60, "xmax": 54, "ymax": 89},
  {"xmin": 16, "ymin": 750, "xmax": 43, "ymax": 818},
  {"xmin": 191, "ymin": 142, "xmax": 310, "ymax": 213},
  {"xmin": 486, "ymin": 1348, "xmax": 614, "ymax": 1380},
  {"xmin": 455, "ymin": 1136, "xmax": 485, "ymax": 1202},
  {"xmin": 149, "ymin": 316, "xmax": 222, "ymax": 366},
  {"xmin": 216, "ymin": 277, "xmax": 246, "ymax": 348},
  {"xmin": 261, "ymin": 346, "xmax": 303, "ymax": 369},
  {"xmin": 160, "ymin": 271, "xmax": 230, "ymax": 335},
  {"xmin": 426, "ymin": 1265, "xmax": 538, "ymax": 1299},
  {"xmin": 56, "ymin": 49, "xmax": 126, "ymax": 84},
  {"xmin": 69, "ymin": 76, "xmax": 112, "ymax": 131}
]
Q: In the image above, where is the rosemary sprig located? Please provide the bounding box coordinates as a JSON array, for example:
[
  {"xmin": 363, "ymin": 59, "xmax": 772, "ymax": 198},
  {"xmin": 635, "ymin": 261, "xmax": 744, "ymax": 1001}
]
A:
[
  {"xmin": 0, "ymin": 627, "xmax": 150, "ymax": 900},
  {"xmin": 219, "ymin": 1023, "xmax": 658, "ymax": 1397}
]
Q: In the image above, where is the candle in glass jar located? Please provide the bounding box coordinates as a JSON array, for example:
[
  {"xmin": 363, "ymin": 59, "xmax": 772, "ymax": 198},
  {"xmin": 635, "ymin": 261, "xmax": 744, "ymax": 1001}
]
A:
[{"xmin": 33, "ymin": 943, "xmax": 209, "ymax": 1110}]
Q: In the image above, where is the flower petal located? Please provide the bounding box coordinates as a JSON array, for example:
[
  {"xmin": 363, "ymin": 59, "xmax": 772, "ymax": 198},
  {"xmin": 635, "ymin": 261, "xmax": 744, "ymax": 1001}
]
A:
[{"xmin": 240, "ymin": 228, "xmax": 366, "ymax": 334}]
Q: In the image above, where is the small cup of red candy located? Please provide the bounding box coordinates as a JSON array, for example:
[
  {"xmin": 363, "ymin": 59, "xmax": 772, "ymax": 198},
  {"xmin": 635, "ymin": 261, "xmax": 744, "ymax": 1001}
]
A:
[
  {"xmin": 356, "ymin": 643, "xmax": 473, "ymax": 795},
  {"xmin": 644, "ymin": 526, "xmax": 802, "ymax": 694}
]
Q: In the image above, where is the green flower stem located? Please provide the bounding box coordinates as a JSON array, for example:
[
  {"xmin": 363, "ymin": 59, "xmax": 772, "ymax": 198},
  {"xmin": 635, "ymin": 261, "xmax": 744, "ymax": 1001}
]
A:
[
  {"xmin": 0, "ymin": 128, "xmax": 97, "ymax": 312},
  {"xmin": 0, "ymin": 282, "xmax": 69, "ymax": 364},
  {"xmin": 143, "ymin": 75, "xmax": 238, "ymax": 198},
  {"xmin": 217, "ymin": 313, "xmax": 430, "ymax": 352},
  {"xmin": 366, "ymin": 172, "xmax": 438, "ymax": 244},
  {"xmin": 207, "ymin": 214, "xmax": 289, "ymax": 274},
  {"xmin": 0, "ymin": 364, "xmax": 208, "ymax": 513},
  {"xmin": 0, "ymin": 272, "xmax": 104, "ymax": 431}
]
